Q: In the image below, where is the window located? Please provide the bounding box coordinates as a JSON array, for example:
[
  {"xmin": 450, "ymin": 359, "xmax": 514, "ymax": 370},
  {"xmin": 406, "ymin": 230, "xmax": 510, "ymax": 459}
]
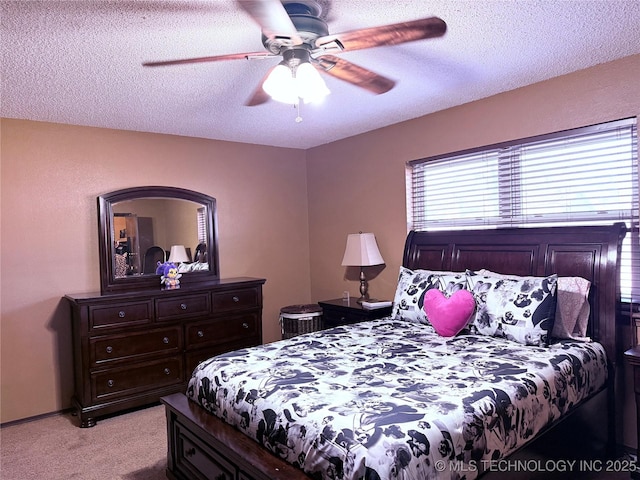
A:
[{"xmin": 407, "ymin": 118, "xmax": 638, "ymax": 301}]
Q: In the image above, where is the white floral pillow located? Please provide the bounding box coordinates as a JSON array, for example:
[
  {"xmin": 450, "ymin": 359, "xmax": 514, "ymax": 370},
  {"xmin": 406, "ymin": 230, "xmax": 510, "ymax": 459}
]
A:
[
  {"xmin": 392, "ymin": 267, "xmax": 467, "ymax": 325},
  {"xmin": 466, "ymin": 270, "xmax": 558, "ymax": 346}
]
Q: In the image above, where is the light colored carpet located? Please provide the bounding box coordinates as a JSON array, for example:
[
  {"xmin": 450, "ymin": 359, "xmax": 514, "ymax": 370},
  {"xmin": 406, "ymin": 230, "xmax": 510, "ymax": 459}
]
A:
[
  {"xmin": 0, "ymin": 402, "xmax": 635, "ymax": 480},
  {"xmin": 0, "ymin": 404, "xmax": 166, "ymax": 480}
]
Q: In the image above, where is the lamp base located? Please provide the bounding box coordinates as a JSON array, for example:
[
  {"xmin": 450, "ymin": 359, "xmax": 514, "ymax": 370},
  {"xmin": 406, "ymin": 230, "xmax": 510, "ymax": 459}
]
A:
[{"xmin": 358, "ymin": 269, "xmax": 369, "ymax": 304}]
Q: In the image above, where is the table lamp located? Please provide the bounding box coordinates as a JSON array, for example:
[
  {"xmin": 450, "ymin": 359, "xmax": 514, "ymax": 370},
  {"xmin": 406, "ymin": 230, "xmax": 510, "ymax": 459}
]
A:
[
  {"xmin": 341, "ymin": 232, "xmax": 384, "ymax": 303},
  {"xmin": 168, "ymin": 245, "xmax": 190, "ymax": 266}
]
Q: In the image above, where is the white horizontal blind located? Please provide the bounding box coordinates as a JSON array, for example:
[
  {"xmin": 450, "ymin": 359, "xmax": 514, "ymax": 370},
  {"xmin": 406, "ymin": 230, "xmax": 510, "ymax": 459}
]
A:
[
  {"xmin": 197, "ymin": 207, "xmax": 207, "ymax": 244},
  {"xmin": 408, "ymin": 118, "xmax": 638, "ymax": 301},
  {"xmin": 410, "ymin": 149, "xmax": 502, "ymax": 229}
]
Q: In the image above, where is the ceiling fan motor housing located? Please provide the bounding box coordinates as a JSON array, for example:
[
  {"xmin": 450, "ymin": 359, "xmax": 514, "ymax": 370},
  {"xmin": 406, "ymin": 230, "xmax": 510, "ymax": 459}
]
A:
[{"xmin": 262, "ymin": 1, "xmax": 328, "ymax": 54}]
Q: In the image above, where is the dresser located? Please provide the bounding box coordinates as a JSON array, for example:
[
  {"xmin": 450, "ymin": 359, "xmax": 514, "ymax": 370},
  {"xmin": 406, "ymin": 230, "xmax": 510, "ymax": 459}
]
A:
[{"xmin": 65, "ymin": 277, "xmax": 265, "ymax": 427}]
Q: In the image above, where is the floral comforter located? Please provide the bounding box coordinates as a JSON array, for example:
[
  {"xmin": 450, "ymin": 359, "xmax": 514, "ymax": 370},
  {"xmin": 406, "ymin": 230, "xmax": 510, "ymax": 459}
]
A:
[{"xmin": 187, "ymin": 318, "xmax": 607, "ymax": 480}]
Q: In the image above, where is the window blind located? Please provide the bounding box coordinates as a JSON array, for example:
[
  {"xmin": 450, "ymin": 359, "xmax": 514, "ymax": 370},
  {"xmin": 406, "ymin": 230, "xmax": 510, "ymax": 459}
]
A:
[
  {"xmin": 408, "ymin": 117, "xmax": 638, "ymax": 301},
  {"xmin": 197, "ymin": 207, "xmax": 207, "ymax": 245}
]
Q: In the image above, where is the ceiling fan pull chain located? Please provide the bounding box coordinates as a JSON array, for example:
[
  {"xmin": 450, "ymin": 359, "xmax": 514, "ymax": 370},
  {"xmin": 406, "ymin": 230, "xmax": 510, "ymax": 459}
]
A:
[{"xmin": 295, "ymin": 101, "xmax": 303, "ymax": 123}]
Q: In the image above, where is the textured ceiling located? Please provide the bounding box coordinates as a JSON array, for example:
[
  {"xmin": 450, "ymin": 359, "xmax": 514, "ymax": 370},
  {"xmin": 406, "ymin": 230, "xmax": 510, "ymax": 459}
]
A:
[{"xmin": 2, "ymin": 0, "xmax": 640, "ymax": 149}]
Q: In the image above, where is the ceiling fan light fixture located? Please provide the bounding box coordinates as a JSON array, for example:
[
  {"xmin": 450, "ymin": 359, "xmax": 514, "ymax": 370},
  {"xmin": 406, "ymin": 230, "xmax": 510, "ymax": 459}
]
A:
[{"xmin": 262, "ymin": 48, "xmax": 330, "ymax": 105}]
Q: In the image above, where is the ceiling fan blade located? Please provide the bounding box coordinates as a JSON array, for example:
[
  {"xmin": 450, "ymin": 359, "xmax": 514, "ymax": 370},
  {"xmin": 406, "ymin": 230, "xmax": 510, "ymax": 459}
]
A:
[
  {"xmin": 238, "ymin": 0, "xmax": 303, "ymax": 46},
  {"xmin": 316, "ymin": 55, "xmax": 395, "ymax": 95},
  {"xmin": 143, "ymin": 51, "xmax": 274, "ymax": 67},
  {"xmin": 245, "ymin": 67, "xmax": 276, "ymax": 106},
  {"xmin": 315, "ymin": 16, "xmax": 446, "ymax": 53}
]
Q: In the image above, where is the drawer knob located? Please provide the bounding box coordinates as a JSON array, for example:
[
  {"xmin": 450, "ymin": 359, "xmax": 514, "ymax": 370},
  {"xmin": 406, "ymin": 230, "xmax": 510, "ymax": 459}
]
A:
[
  {"xmin": 232, "ymin": 296, "xmax": 240, "ymax": 303},
  {"xmin": 197, "ymin": 330, "xmax": 204, "ymax": 338},
  {"xmin": 180, "ymin": 303, "xmax": 187, "ymax": 310},
  {"xmin": 164, "ymin": 368, "xmax": 171, "ymax": 375},
  {"xmin": 118, "ymin": 311, "xmax": 125, "ymax": 318},
  {"xmin": 106, "ymin": 346, "xmax": 113, "ymax": 354},
  {"xmin": 185, "ymin": 447, "xmax": 196, "ymax": 457},
  {"xmin": 242, "ymin": 322, "xmax": 249, "ymax": 329},
  {"xmin": 107, "ymin": 379, "xmax": 114, "ymax": 388},
  {"xmin": 162, "ymin": 337, "xmax": 169, "ymax": 344}
]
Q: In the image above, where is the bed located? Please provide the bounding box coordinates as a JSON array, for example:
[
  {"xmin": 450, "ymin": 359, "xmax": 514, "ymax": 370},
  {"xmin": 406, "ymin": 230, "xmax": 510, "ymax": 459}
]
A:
[{"xmin": 162, "ymin": 223, "xmax": 626, "ymax": 480}]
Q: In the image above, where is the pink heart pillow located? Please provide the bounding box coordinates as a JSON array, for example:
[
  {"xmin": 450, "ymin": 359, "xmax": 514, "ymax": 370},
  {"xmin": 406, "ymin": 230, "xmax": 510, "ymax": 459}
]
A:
[{"xmin": 423, "ymin": 289, "xmax": 476, "ymax": 337}]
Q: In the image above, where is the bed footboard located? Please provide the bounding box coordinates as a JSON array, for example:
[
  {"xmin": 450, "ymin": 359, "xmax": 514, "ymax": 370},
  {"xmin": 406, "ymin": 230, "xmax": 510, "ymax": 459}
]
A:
[
  {"xmin": 162, "ymin": 392, "xmax": 309, "ymax": 480},
  {"xmin": 163, "ymin": 387, "xmax": 611, "ymax": 480}
]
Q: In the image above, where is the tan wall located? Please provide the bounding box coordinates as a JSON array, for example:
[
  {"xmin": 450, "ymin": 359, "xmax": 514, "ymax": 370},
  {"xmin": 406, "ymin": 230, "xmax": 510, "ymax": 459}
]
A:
[
  {"xmin": 306, "ymin": 54, "xmax": 640, "ymax": 447},
  {"xmin": 0, "ymin": 120, "xmax": 311, "ymax": 422}
]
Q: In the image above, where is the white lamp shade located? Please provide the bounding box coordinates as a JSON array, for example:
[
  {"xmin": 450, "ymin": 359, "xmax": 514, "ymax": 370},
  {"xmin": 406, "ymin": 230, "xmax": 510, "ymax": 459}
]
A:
[
  {"xmin": 262, "ymin": 64, "xmax": 298, "ymax": 104},
  {"xmin": 341, "ymin": 233, "xmax": 384, "ymax": 267},
  {"xmin": 168, "ymin": 245, "xmax": 189, "ymax": 263},
  {"xmin": 295, "ymin": 63, "xmax": 330, "ymax": 104}
]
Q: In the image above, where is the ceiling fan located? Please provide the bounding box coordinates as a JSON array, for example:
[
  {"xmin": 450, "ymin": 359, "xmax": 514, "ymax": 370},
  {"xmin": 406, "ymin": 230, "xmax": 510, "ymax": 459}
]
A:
[{"xmin": 143, "ymin": 0, "xmax": 447, "ymax": 106}]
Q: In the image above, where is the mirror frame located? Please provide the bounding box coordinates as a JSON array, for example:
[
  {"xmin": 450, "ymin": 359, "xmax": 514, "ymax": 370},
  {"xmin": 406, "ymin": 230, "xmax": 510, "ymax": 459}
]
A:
[{"xmin": 98, "ymin": 186, "xmax": 219, "ymax": 294}]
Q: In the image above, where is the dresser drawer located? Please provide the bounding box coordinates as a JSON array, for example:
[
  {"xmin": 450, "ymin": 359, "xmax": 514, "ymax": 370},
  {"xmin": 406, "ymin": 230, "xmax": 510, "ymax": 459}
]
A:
[
  {"xmin": 174, "ymin": 421, "xmax": 236, "ymax": 480},
  {"xmin": 156, "ymin": 293, "xmax": 210, "ymax": 322},
  {"xmin": 321, "ymin": 308, "xmax": 367, "ymax": 327},
  {"xmin": 90, "ymin": 326, "xmax": 183, "ymax": 367},
  {"xmin": 186, "ymin": 313, "xmax": 259, "ymax": 349},
  {"xmin": 89, "ymin": 301, "xmax": 153, "ymax": 330},
  {"xmin": 212, "ymin": 288, "xmax": 259, "ymax": 311},
  {"xmin": 92, "ymin": 356, "xmax": 184, "ymax": 402},
  {"xmin": 185, "ymin": 338, "xmax": 261, "ymax": 375}
]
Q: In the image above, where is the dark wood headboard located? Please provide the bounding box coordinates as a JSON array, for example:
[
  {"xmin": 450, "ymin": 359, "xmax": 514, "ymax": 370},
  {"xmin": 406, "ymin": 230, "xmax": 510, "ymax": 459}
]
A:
[{"xmin": 402, "ymin": 223, "xmax": 626, "ymax": 367}]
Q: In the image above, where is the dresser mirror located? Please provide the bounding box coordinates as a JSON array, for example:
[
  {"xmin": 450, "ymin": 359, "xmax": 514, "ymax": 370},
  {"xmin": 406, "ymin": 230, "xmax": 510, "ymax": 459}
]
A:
[{"xmin": 98, "ymin": 186, "xmax": 219, "ymax": 294}]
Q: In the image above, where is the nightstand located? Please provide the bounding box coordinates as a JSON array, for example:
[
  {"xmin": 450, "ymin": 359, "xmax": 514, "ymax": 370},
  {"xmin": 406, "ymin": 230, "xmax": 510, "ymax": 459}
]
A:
[
  {"xmin": 318, "ymin": 298, "xmax": 393, "ymax": 328},
  {"xmin": 624, "ymin": 346, "xmax": 640, "ymax": 479}
]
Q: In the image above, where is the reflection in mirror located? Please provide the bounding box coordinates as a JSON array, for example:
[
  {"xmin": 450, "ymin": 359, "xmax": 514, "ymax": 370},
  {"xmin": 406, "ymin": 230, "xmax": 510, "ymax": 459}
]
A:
[
  {"xmin": 111, "ymin": 198, "xmax": 208, "ymax": 278},
  {"xmin": 98, "ymin": 186, "xmax": 219, "ymax": 294}
]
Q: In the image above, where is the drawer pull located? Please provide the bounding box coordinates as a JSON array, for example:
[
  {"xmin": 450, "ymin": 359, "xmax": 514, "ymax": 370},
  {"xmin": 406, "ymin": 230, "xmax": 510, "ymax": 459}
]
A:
[
  {"xmin": 197, "ymin": 330, "xmax": 204, "ymax": 338},
  {"xmin": 162, "ymin": 336, "xmax": 169, "ymax": 344},
  {"xmin": 118, "ymin": 311, "xmax": 125, "ymax": 318},
  {"xmin": 185, "ymin": 447, "xmax": 196, "ymax": 457},
  {"xmin": 232, "ymin": 296, "xmax": 240, "ymax": 303},
  {"xmin": 164, "ymin": 368, "xmax": 171, "ymax": 375},
  {"xmin": 242, "ymin": 322, "xmax": 249, "ymax": 329},
  {"xmin": 180, "ymin": 303, "xmax": 187, "ymax": 310},
  {"xmin": 106, "ymin": 346, "xmax": 113, "ymax": 354},
  {"xmin": 107, "ymin": 379, "xmax": 114, "ymax": 388}
]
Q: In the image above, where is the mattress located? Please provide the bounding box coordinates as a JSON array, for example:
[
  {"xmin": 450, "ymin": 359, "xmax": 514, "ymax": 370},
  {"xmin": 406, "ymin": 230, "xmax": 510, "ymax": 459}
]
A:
[{"xmin": 187, "ymin": 318, "xmax": 608, "ymax": 480}]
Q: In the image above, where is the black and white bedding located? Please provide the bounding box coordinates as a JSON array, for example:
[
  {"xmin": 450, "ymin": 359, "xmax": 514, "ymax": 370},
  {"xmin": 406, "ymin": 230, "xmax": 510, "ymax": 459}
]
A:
[{"xmin": 187, "ymin": 318, "xmax": 607, "ymax": 480}]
